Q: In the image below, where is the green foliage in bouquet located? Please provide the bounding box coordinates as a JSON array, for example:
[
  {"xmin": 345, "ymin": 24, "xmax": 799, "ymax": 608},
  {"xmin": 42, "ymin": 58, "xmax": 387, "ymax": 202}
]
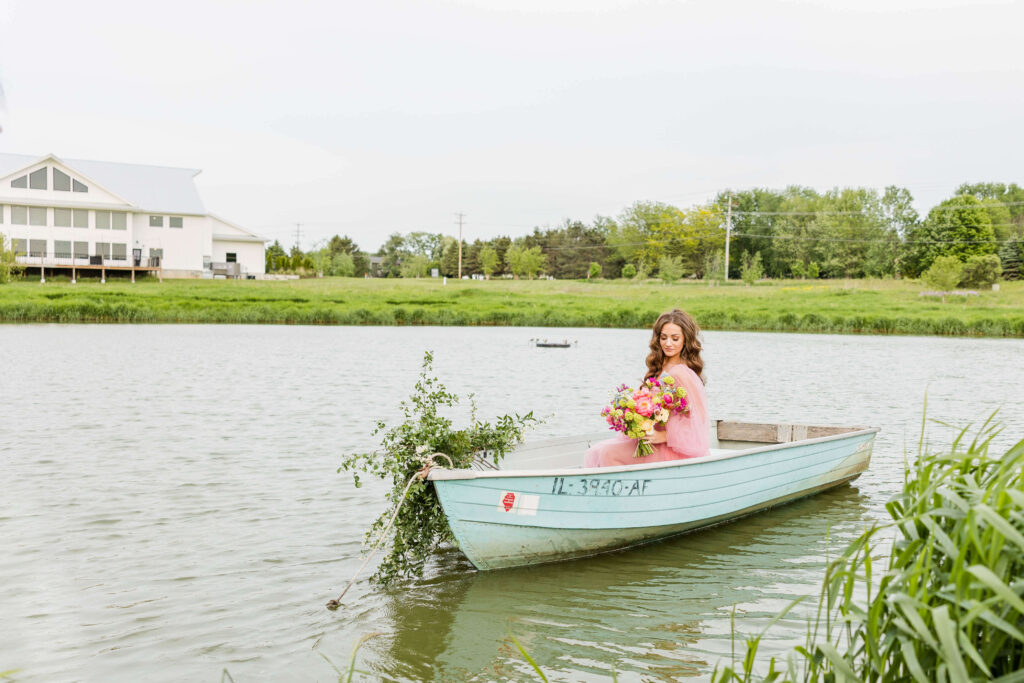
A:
[{"xmin": 338, "ymin": 351, "xmax": 537, "ymax": 585}]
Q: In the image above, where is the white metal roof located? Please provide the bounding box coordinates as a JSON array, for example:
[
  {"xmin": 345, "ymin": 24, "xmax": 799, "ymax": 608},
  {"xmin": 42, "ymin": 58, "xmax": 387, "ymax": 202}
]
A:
[{"xmin": 0, "ymin": 153, "xmax": 206, "ymax": 214}]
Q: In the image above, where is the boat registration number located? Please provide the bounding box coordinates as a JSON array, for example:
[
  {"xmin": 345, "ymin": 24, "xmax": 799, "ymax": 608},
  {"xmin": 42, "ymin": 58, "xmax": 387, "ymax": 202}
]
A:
[{"xmin": 550, "ymin": 477, "xmax": 651, "ymax": 496}]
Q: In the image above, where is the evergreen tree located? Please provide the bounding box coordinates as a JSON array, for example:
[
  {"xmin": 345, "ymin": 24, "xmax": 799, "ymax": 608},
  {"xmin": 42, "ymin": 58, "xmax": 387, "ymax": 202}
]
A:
[{"xmin": 998, "ymin": 237, "xmax": 1022, "ymax": 280}]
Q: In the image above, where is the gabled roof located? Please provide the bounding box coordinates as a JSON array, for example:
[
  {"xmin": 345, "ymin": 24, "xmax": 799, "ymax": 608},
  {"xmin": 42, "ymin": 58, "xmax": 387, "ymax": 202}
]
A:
[
  {"xmin": 209, "ymin": 213, "xmax": 267, "ymax": 243},
  {"xmin": 0, "ymin": 153, "xmax": 207, "ymax": 215}
]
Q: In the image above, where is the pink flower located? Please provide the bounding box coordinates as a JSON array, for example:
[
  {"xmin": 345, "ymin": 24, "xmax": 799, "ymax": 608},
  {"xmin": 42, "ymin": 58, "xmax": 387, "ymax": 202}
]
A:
[{"xmin": 634, "ymin": 390, "xmax": 657, "ymax": 417}]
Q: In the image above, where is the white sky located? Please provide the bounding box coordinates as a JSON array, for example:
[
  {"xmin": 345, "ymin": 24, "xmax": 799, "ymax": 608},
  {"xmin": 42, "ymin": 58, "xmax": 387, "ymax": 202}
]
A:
[{"xmin": 1, "ymin": 0, "xmax": 1021, "ymax": 251}]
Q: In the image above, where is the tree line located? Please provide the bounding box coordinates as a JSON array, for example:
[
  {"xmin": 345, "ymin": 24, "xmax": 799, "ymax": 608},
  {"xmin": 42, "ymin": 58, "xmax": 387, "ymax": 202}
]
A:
[{"xmin": 265, "ymin": 182, "xmax": 1024, "ymax": 281}]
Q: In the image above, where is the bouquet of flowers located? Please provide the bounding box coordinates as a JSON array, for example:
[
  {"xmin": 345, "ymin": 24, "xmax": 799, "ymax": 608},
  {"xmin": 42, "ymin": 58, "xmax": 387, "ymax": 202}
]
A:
[{"xmin": 601, "ymin": 375, "xmax": 689, "ymax": 457}]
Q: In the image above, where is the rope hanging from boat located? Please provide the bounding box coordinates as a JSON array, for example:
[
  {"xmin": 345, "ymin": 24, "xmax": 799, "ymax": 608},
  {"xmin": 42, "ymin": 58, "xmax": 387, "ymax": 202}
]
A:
[{"xmin": 325, "ymin": 453, "xmax": 453, "ymax": 612}]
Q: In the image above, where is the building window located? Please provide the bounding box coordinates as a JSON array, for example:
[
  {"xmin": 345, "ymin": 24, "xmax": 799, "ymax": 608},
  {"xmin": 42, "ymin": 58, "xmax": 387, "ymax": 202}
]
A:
[
  {"xmin": 73, "ymin": 179, "xmax": 88, "ymax": 193},
  {"xmin": 11, "ymin": 175, "xmax": 27, "ymax": 188},
  {"xmin": 169, "ymin": 216, "xmax": 183, "ymax": 228},
  {"xmin": 225, "ymin": 252, "xmax": 237, "ymax": 263},
  {"xmin": 29, "ymin": 239, "xmax": 47, "ymax": 257},
  {"xmin": 112, "ymin": 212, "xmax": 127, "ymax": 230},
  {"xmin": 54, "ymin": 208, "xmax": 72, "ymax": 227},
  {"xmin": 54, "ymin": 169, "xmax": 72, "ymax": 191},
  {"xmin": 95, "ymin": 242, "xmax": 111, "ymax": 259},
  {"xmin": 73, "ymin": 209, "xmax": 88, "ymax": 228},
  {"xmin": 112, "ymin": 243, "xmax": 127, "ymax": 261},
  {"xmin": 149, "ymin": 248, "xmax": 164, "ymax": 258},
  {"xmin": 29, "ymin": 207, "xmax": 46, "ymax": 226},
  {"xmin": 74, "ymin": 241, "xmax": 88, "ymax": 259},
  {"xmin": 11, "ymin": 206, "xmax": 28, "ymax": 225},
  {"xmin": 96, "ymin": 211, "xmax": 110, "ymax": 229},
  {"xmin": 0, "ymin": 204, "xmax": 4, "ymax": 223},
  {"xmin": 29, "ymin": 168, "xmax": 47, "ymax": 190},
  {"xmin": 149, "ymin": 215, "xmax": 163, "ymax": 227},
  {"xmin": 12, "ymin": 238, "xmax": 27, "ymax": 256},
  {"xmin": 54, "ymin": 240, "xmax": 72, "ymax": 258}
]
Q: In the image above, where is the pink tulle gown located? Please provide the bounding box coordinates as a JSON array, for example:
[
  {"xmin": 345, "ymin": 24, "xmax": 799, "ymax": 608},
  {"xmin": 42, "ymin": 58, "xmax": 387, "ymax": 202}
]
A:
[{"xmin": 584, "ymin": 363, "xmax": 710, "ymax": 467}]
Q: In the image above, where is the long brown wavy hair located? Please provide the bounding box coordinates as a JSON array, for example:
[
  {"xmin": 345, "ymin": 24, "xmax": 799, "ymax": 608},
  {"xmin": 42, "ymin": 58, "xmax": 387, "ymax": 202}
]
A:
[{"xmin": 644, "ymin": 309, "xmax": 704, "ymax": 383}]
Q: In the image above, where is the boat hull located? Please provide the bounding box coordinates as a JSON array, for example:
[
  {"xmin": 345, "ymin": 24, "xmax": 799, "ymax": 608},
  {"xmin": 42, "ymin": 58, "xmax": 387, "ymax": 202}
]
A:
[{"xmin": 432, "ymin": 430, "xmax": 875, "ymax": 570}]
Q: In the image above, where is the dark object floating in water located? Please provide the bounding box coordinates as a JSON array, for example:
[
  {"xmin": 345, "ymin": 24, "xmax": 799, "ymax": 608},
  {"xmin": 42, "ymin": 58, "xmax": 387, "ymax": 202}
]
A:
[{"xmin": 531, "ymin": 338, "xmax": 575, "ymax": 348}]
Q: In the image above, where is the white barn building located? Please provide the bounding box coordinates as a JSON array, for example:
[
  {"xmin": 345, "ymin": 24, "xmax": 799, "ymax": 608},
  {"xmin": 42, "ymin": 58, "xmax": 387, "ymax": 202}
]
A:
[{"xmin": 0, "ymin": 153, "xmax": 265, "ymax": 278}]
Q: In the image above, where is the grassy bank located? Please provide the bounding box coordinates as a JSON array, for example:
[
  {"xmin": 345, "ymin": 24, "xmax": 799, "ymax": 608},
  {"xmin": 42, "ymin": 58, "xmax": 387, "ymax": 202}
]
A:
[{"xmin": 1, "ymin": 276, "xmax": 1023, "ymax": 336}]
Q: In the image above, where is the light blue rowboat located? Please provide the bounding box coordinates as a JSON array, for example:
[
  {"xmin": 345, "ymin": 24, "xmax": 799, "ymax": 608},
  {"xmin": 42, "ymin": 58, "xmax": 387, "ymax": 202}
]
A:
[{"xmin": 428, "ymin": 420, "xmax": 879, "ymax": 570}]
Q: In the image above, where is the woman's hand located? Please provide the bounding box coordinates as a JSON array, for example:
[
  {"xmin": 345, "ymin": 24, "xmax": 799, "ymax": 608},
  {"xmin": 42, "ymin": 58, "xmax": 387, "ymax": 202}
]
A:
[{"xmin": 647, "ymin": 429, "xmax": 667, "ymax": 444}]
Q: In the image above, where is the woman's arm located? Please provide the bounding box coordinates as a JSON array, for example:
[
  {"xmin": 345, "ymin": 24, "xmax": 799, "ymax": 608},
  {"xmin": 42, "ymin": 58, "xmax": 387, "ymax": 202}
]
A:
[{"xmin": 663, "ymin": 365, "xmax": 710, "ymax": 457}]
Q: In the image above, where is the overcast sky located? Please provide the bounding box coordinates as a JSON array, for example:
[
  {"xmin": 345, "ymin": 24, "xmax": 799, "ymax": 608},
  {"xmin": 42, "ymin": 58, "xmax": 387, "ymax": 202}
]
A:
[{"xmin": 1, "ymin": 0, "xmax": 1021, "ymax": 251}]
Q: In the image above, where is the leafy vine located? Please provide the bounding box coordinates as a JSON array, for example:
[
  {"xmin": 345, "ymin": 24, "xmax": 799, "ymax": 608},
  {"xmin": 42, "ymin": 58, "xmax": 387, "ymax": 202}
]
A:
[{"xmin": 338, "ymin": 351, "xmax": 537, "ymax": 585}]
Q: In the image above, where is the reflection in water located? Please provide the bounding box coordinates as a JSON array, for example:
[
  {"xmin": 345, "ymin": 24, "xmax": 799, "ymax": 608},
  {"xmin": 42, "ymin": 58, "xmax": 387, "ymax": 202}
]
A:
[{"xmin": 374, "ymin": 485, "xmax": 870, "ymax": 681}]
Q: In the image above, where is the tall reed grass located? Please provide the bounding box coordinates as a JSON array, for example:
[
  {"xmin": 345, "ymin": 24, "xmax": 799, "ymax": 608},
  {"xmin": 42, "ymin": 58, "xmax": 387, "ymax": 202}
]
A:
[{"xmin": 713, "ymin": 416, "xmax": 1024, "ymax": 681}]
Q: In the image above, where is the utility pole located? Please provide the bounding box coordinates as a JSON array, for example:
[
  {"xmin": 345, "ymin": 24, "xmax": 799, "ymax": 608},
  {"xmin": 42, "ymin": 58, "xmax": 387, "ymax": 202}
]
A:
[
  {"xmin": 724, "ymin": 193, "xmax": 732, "ymax": 282},
  {"xmin": 294, "ymin": 223, "xmax": 303, "ymax": 252},
  {"xmin": 455, "ymin": 212, "xmax": 465, "ymax": 279}
]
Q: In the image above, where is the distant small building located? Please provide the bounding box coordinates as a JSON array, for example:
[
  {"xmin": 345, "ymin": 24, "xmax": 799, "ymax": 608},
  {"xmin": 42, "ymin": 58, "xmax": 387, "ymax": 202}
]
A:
[{"xmin": 0, "ymin": 153, "xmax": 265, "ymax": 278}]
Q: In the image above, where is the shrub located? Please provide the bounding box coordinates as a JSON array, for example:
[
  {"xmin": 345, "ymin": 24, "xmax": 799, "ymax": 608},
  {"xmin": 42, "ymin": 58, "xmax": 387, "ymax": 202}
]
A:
[
  {"xmin": 658, "ymin": 256, "xmax": 684, "ymax": 283},
  {"xmin": 620, "ymin": 263, "xmax": 637, "ymax": 279},
  {"xmin": 740, "ymin": 251, "xmax": 764, "ymax": 286},
  {"xmin": 790, "ymin": 260, "xmax": 806, "ymax": 279},
  {"xmin": 921, "ymin": 255, "xmax": 963, "ymax": 291},
  {"xmin": 587, "ymin": 262, "xmax": 601, "ymax": 279},
  {"xmin": 0, "ymin": 235, "xmax": 25, "ymax": 284},
  {"xmin": 807, "ymin": 262, "xmax": 820, "ymax": 279},
  {"xmin": 959, "ymin": 253, "xmax": 1002, "ymax": 287}
]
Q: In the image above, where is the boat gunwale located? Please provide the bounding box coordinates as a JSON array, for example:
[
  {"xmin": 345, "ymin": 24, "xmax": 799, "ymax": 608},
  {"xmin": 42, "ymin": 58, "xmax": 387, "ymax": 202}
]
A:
[{"xmin": 427, "ymin": 425, "xmax": 879, "ymax": 481}]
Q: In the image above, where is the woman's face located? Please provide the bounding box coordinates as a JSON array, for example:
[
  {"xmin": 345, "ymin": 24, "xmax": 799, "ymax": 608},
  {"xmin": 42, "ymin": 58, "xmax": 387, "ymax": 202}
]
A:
[{"xmin": 659, "ymin": 322, "xmax": 684, "ymax": 360}]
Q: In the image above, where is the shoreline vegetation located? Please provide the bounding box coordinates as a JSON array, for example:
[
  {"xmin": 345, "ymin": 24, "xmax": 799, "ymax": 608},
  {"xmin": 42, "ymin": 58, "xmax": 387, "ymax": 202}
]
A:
[{"xmin": 1, "ymin": 277, "xmax": 1023, "ymax": 337}]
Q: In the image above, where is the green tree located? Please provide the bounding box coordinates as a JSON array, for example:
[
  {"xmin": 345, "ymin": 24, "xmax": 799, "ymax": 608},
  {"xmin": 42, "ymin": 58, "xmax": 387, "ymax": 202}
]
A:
[
  {"xmin": 478, "ymin": 245, "xmax": 498, "ymax": 279},
  {"xmin": 378, "ymin": 233, "xmax": 408, "ymax": 278},
  {"xmin": 621, "ymin": 263, "xmax": 637, "ymax": 279},
  {"xmin": 587, "ymin": 261, "xmax": 601, "ymax": 279},
  {"xmin": 327, "ymin": 235, "xmax": 369, "ymax": 276},
  {"xmin": 505, "ymin": 242, "xmax": 546, "ymax": 279},
  {"xmin": 904, "ymin": 195, "xmax": 997, "ymax": 276},
  {"xmin": 400, "ymin": 254, "xmax": 430, "ymax": 278},
  {"xmin": 702, "ymin": 250, "xmax": 725, "ymax": 283},
  {"xmin": 265, "ymin": 240, "xmax": 288, "ymax": 273},
  {"xmin": 440, "ymin": 236, "xmax": 467, "ymax": 278},
  {"xmin": 998, "ymin": 237, "xmax": 1022, "ymax": 280},
  {"xmin": 330, "ymin": 251, "xmax": 355, "ymax": 277},
  {"xmin": 959, "ymin": 254, "xmax": 1001, "ymax": 288},
  {"xmin": 0, "ymin": 234, "xmax": 25, "ymax": 283},
  {"xmin": 790, "ymin": 260, "xmax": 806, "ymax": 279},
  {"xmin": 521, "ymin": 245, "xmax": 546, "ymax": 279},
  {"xmin": 921, "ymin": 255, "xmax": 963, "ymax": 292},
  {"xmin": 955, "ymin": 182, "xmax": 1024, "ymax": 240},
  {"xmin": 404, "ymin": 232, "xmax": 445, "ymax": 261},
  {"xmin": 657, "ymin": 255, "xmax": 683, "ymax": 283},
  {"xmin": 740, "ymin": 251, "xmax": 764, "ymax": 285},
  {"xmin": 504, "ymin": 243, "xmax": 525, "ymax": 279}
]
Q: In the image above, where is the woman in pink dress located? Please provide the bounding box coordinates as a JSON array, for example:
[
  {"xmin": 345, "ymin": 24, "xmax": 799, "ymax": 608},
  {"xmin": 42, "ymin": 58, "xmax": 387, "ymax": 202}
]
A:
[{"xmin": 584, "ymin": 309, "xmax": 710, "ymax": 467}]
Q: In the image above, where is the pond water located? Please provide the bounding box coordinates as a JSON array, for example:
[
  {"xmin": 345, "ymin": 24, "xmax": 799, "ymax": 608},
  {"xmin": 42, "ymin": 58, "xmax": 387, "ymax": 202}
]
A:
[{"xmin": 2, "ymin": 325, "xmax": 1022, "ymax": 681}]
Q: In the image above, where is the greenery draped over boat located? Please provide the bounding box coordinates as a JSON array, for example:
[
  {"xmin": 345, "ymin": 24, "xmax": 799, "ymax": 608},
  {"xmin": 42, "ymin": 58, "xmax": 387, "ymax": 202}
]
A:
[{"xmin": 337, "ymin": 352, "xmax": 537, "ymax": 586}]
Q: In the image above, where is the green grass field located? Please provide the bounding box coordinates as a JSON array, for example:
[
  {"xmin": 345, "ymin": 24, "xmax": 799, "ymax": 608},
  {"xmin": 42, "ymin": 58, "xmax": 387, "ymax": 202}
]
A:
[{"xmin": 1, "ymin": 275, "xmax": 1022, "ymax": 336}]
